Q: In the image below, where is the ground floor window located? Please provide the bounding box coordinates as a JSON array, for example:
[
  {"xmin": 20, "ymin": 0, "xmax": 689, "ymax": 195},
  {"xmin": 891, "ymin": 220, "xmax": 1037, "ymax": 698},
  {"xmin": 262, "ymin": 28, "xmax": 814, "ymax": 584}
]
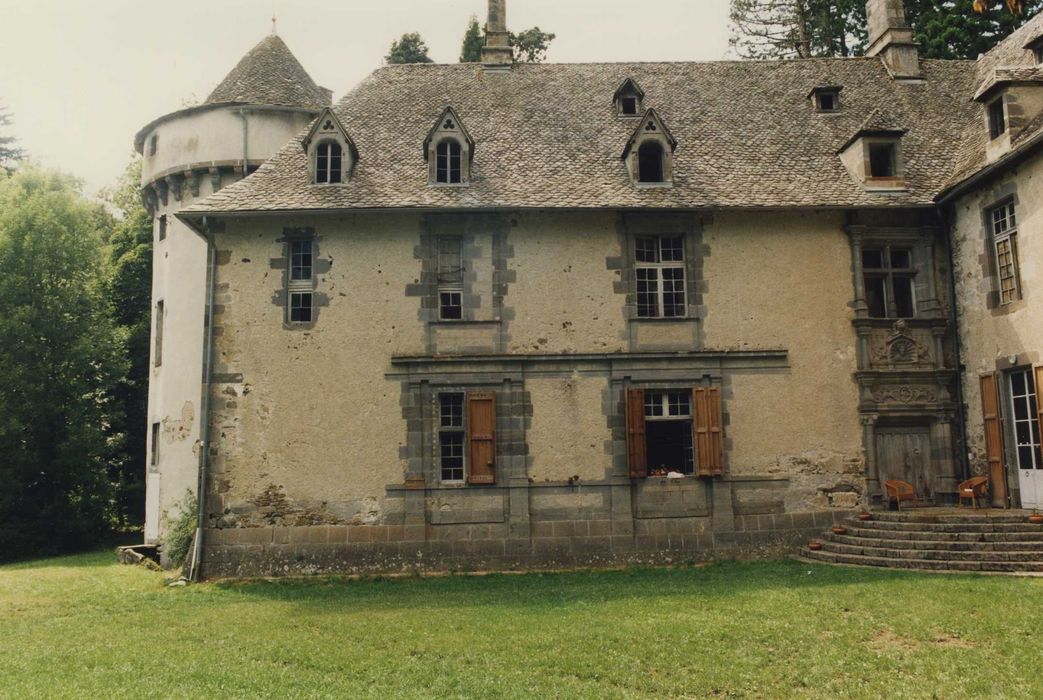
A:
[
  {"xmin": 439, "ymin": 393, "xmax": 465, "ymax": 482},
  {"xmin": 1009, "ymin": 369, "xmax": 1042, "ymax": 470},
  {"xmin": 435, "ymin": 391, "xmax": 497, "ymax": 485},
  {"xmin": 626, "ymin": 386, "xmax": 723, "ymax": 478},
  {"xmin": 644, "ymin": 391, "xmax": 695, "ymax": 475}
]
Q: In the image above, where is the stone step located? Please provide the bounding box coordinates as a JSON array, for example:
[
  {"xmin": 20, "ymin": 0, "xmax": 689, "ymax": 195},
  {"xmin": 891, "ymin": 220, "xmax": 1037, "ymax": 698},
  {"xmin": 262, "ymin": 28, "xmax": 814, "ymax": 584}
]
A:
[
  {"xmin": 819, "ymin": 540, "xmax": 1043, "ymax": 562},
  {"xmin": 847, "ymin": 519, "xmax": 1043, "ymax": 534},
  {"xmin": 869, "ymin": 511, "xmax": 1032, "ymax": 524},
  {"xmin": 801, "ymin": 548, "xmax": 1043, "ymax": 573},
  {"xmin": 827, "ymin": 533, "xmax": 1043, "ymax": 552},
  {"xmin": 840, "ymin": 526, "xmax": 1043, "ymax": 542}
]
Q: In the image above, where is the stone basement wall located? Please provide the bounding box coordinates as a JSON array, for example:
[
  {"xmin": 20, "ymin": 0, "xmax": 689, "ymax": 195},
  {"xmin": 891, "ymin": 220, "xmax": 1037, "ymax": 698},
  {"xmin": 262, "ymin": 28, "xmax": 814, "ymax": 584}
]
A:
[{"xmin": 201, "ymin": 478, "xmax": 854, "ymax": 578}]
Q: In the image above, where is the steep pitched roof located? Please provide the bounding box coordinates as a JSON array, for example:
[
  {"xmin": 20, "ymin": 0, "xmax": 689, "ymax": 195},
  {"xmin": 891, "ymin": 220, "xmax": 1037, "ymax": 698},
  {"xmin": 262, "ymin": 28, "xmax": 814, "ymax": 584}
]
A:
[
  {"xmin": 205, "ymin": 35, "xmax": 331, "ymax": 109},
  {"xmin": 183, "ymin": 57, "xmax": 980, "ymax": 215}
]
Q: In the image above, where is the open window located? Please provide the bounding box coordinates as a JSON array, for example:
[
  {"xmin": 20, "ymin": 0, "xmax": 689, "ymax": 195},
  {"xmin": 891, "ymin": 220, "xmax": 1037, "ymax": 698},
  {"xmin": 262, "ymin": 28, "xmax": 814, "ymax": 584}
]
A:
[
  {"xmin": 989, "ymin": 199, "xmax": 1022, "ymax": 305},
  {"xmin": 838, "ymin": 112, "xmax": 907, "ymax": 191},
  {"xmin": 622, "ymin": 109, "xmax": 677, "ymax": 186},
  {"xmin": 862, "ymin": 245, "xmax": 916, "ymax": 319},
  {"xmin": 613, "ymin": 77, "xmax": 646, "ymax": 117},
  {"xmin": 989, "ymin": 96, "xmax": 1007, "ymax": 140},
  {"xmin": 625, "ymin": 387, "xmax": 723, "ymax": 478},
  {"xmin": 424, "ymin": 107, "xmax": 474, "ymax": 186},
  {"xmin": 303, "ymin": 108, "xmax": 358, "ymax": 185},
  {"xmin": 809, "ymin": 85, "xmax": 842, "ymax": 112}
]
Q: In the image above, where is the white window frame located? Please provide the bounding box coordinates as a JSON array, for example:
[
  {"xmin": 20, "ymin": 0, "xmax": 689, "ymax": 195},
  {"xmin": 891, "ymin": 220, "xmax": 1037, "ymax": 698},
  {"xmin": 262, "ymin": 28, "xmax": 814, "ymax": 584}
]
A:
[
  {"xmin": 315, "ymin": 141, "xmax": 343, "ymax": 185},
  {"xmin": 437, "ymin": 236, "xmax": 463, "ymax": 320},
  {"xmin": 635, "ymin": 236, "xmax": 686, "ymax": 319},
  {"xmin": 1009, "ymin": 369, "xmax": 1042, "ymax": 470},
  {"xmin": 287, "ymin": 239, "xmax": 314, "ymax": 323},
  {"xmin": 438, "ymin": 392, "xmax": 466, "ymax": 483},
  {"xmin": 643, "ymin": 390, "xmax": 695, "ymax": 474},
  {"xmin": 990, "ymin": 200, "xmax": 1021, "ymax": 305}
]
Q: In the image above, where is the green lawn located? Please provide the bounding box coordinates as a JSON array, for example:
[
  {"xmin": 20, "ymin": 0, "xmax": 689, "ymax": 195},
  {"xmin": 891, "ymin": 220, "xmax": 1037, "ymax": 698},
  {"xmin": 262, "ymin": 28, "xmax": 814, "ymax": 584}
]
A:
[{"xmin": 1, "ymin": 552, "xmax": 1041, "ymax": 698}]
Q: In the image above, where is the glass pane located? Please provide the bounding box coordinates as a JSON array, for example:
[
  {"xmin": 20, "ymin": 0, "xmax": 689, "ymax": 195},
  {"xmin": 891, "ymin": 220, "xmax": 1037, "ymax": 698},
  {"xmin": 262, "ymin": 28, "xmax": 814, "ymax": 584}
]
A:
[
  {"xmin": 440, "ymin": 394, "xmax": 463, "ymax": 428},
  {"xmin": 662, "ymin": 267, "xmax": 685, "ymax": 317},
  {"xmin": 645, "ymin": 392, "xmax": 664, "ymax": 417},
  {"xmin": 864, "ymin": 276, "xmax": 887, "ymax": 318},
  {"xmin": 1012, "ymin": 371, "xmax": 1026, "ymax": 397},
  {"xmin": 1014, "ymin": 395, "xmax": 1029, "ymax": 421},
  {"xmin": 1018, "ymin": 446, "xmax": 1033, "ymax": 469},
  {"xmin": 1017, "ymin": 421, "xmax": 1031, "ymax": 444},
  {"xmin": 440, "ymin": 292, "xmax": 462, "ymax": 320},
  {"xmin": 635, "ymin": 237, "xmax": 658, "ymax": 263},
  {"xmin": 660, "ymin": 237, "xmax": 684, "ymax": 262},
  {"xmin": 636, "ymin": 268, "xmax": 659, "ymax": 318},
  {"xmin": 890, "ymin": 249, "xmax": 911, "ymax": 269},
  {"xmin": 893, "ymin": 277, "xmax": 915, "ymax": 318},
  {"xmin": 862, "ymin": 249, "xmax": 884, "ymax": 269}
]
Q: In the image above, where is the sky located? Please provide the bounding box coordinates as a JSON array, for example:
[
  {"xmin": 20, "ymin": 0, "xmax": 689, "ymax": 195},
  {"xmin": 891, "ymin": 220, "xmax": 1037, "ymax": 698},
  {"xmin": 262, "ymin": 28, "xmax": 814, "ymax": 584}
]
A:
[{"xmin": 0, "ymin": 0, "xmax": 731, "ymax": 194}]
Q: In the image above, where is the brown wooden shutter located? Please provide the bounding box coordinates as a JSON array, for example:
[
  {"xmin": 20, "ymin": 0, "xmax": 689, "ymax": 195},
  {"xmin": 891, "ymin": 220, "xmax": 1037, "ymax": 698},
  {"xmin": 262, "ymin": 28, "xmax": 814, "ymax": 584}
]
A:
[
  {"xmin": 694, "ymin": 386, "xmax": 724, "ymax": 477},
  {"xmin": 466, "ymin": 392, "xmax": 496, "ymax": 485},
  {"xmin": 980, "ymin": 373, "xmax": 1008, "ymax": 507},
  {"xmin": 625, "ymin": 388, "xmax": 647, "ymax": 478}
]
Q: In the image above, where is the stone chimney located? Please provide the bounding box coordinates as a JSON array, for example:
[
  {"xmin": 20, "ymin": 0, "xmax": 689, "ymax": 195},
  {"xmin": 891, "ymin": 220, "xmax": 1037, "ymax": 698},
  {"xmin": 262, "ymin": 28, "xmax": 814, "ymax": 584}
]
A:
[
  {"xmin": 481, "ymin": 0, "xmax": 513, "ymax": 68},
  {"xmin": 866, "ymin": 0, "xmax": 921, "ymax": 79}
]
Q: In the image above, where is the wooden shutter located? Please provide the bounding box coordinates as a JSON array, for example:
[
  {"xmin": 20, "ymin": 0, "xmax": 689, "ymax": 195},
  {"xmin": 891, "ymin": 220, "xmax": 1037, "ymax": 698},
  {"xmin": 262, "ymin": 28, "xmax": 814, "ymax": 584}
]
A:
[
  {"xmin": 694, "ymin": 386, "xmax": 724, "ymax": 477},
  {"xmin": 625, "ymin": 389, "xmax": 647, "ymax": 478},
  {"xmin": 466, "ymin": 392, "xmax": 496, "ymax": 485},
  {"xmin": 980, "ymin": 373, "xmax": 1008, "ymax": 507}
]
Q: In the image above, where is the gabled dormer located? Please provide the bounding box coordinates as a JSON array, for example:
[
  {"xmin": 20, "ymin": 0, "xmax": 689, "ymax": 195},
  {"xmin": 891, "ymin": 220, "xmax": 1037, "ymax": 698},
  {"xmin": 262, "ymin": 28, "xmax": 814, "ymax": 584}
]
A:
[
  {"xmin": 622, "ymin": 109, "xmax": 677, "ymax": 186},
  {"xmin": 973, "ymin": 67, "xmax": 1043, "ymax": 163},
  {"xmin": 809, "ymin": 85, "xmax": 843, "ymax": 113},
  {"xmin": 838, "ymin": 110, "xmax": 907, "ymax": 192},
  {"xmin": 424, "ymin": 106, "xmax": 475, "ymax": 186},
  {"xmin": 613, "ymin": 78, "xmax": 646, "ymax": 117},
  {"xmin": 303, "ymin": 108, "xmax": 358, "ymax": 185}
]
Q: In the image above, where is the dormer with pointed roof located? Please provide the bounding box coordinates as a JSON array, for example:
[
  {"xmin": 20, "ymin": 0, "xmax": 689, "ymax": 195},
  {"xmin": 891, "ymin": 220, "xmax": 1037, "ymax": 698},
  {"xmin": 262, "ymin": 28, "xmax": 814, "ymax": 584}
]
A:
[
  {"xmin": 622, "ymin": 109, "xmax": 677, "ymax": 186},
  {"xmin": 424, "ymin": 107, "xmax": 475, "ymax": 185},
  {"xmin": 304, "ymin": 108, "xmax": 358, "ymax": 185},
  {"xmin": 613, "ymin": 78, "xmax": 646, "ymax": 117}
]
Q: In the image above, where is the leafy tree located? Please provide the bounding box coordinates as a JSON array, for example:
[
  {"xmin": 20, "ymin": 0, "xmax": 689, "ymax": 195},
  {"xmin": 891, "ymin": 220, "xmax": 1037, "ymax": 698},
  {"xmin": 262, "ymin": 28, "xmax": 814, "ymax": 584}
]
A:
[
  {"xmin": 909, "ymin": 0, "xmax": 1042, "ymax": 59},
  {"xmin": 730, "ymin": 0, "xmax": 867, "ymax": 59},
  {"xmin": 386, "ymin": 32, "xmax": 434, "ymax": 64},
  {"xmin": 460, "ymin": 16, "xmax": 484, "ymax": 63},
  {"xmin": 0, "ymin": 167, "xmax": 127, "ymax": 561},
  {"xmin": 0, "ymin": 106, "xmax": 25, "ymax": 174},
  {"xmin": 100, "ymin": 158, "xmax": 153, "ymax": 529},
  {"xmin": 510, "ymin": 27, "xmax": 556, "ymax": 63}
]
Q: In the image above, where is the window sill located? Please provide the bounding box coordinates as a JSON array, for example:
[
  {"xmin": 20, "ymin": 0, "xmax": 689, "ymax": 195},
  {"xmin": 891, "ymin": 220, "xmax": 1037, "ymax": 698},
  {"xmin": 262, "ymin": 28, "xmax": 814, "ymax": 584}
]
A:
[
  {"xmin": 430, "ymin": 319, "xmax": 502, "ymax": 326},
  {"xmin": 864, "ymin": 178, "xmax": 907, "ymax": 192},
  {"xmin": 631, "ymin": 316, "xmax": 695, "ymax": 323},
  {"xmin": 635, "ymin": 181, "xmax": 674, "ymax": 189},
  {"xmin": 429, "ymin": 182, "xmax": 470, "ymax": 188}
]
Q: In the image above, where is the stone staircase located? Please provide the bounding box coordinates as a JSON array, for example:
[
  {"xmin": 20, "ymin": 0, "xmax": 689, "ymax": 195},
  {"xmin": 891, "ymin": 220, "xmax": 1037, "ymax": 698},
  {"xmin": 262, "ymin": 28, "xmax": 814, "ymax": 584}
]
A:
[{"xmin": 801, "ymin": 510, "xmax": 1043, "ymax": 573}]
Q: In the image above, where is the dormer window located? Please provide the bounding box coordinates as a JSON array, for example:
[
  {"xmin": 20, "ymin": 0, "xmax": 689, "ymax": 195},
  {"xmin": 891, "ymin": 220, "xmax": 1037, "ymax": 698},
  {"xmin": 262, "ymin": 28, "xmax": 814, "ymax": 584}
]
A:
[
  {"xmin": 622, "ymin": 109, "xmax": 677, "ymax": 187},
  {"xmin": 810, "ymin": 86, "xmax": 842, "ymax": 112},
  {"xmin": 868, "ymin": 142, "xmax": 897, "ymax": 178},
  {"xmin": 303, "ymin": 108, "xmax": 358, "ymax": 186},
  {"xmin": 1024, "ymin": 35, "xmax": 1043, "ymax": 64},
  {"xmin": 425, "ymin": 107, "xmax": 474, "ymax": 186},
  {"xmin": 613, "ymin": 78, "xmax": 646, "ymax": 118},
  {"xmin": 316, "ymin": 141, "xmax": 343, "ymax": 184},
  {"xmin": 989, "ymin": 97, "xmax": 1007, "ymax": 140}
]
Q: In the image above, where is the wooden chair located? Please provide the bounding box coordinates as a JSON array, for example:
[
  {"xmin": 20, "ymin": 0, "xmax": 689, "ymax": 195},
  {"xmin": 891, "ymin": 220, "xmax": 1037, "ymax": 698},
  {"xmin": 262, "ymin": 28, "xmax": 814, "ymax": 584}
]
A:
[
  {"xmin": 884, "ymin": 480, "xmax": 920, "ymax": 511},
  {"xmin": 958, "ymin": 476, "xmax": 989, "ymax": 509}
]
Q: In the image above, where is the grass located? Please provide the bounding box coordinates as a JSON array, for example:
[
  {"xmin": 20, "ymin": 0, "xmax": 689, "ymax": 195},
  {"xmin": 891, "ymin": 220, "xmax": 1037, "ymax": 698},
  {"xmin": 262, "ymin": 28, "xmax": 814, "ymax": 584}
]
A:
[{"xmin": 1, "ymin": 552, "xmax": 1041, "ymax": 698}]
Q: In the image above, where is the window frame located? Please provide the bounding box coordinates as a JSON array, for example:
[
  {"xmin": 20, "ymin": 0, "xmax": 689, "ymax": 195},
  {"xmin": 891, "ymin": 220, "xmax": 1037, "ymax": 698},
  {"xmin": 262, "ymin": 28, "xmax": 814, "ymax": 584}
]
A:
[
  {"xmin": 862, "ymin": 244, "xmax": 917, "ymax": 319},
  {"xmin": 150, "ymin": 422, "xmax": 160, "ymax": 467},
  {"xmin": 287, "ymin": 238, "xmax": 315, "ymax": 324},
  {"xmin": 643, "ymin": 390, "xmax": 695, "ymax": 476},
  {"xmin": 638, "ymin": 141, "xmax": 666, "ymax": 183},
  {"xmin": 438, "ymin": 392, "xmax": 467, "ymax": 483},
  {"xmin": 435, "ymin": 138, "xmax": 463, "ymax": 185},
  {"xmin": 1008, "ymin": 368, "xmax": 1042, "ymax": 471},
  {"xmin": 989, "ymin": 96, "xmax": 1007, "ymax": 141},
  {"xmin": 989, "ymin": 200, "xmax": 1022, "ymax": 305},
  {"xmin": 154, "ymin": 299, "xmax": 164, "ymax": 367},
  {"xmin": 815, "ymin": 90, "xmax": 840, "ymax": 112},
  {"xmin": 635, "ymin": 235, "xmax": 687, "ymax": 319},
  {"xmin": 315, "ymin": 140, "xmax": 344, "ymax": 185},
  {"xmin": 158, "ymin": 215, "xmax": 167, "ymax": 242},
  {"xmin": 436, "ymin": 235, "xmax": 464, "ymax": 320}
]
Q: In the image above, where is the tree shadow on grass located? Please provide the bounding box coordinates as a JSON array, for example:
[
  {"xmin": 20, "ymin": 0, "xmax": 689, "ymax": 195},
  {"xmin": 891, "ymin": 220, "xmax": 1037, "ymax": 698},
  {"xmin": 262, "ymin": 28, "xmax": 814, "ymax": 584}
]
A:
[{"xmin": 0, "ymin": 542, "xmax": 134, "ymax": 571}]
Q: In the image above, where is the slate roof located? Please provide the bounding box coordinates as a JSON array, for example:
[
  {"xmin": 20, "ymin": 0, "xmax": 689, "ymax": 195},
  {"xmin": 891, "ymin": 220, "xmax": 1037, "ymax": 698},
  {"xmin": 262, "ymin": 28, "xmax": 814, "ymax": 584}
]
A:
[
  {"xmin": 205, "ymin": 35, "xmax": 331, "ymax": 109},
  {"xmin": 183, "ymin": 56, "xmax": 985, "ymax": 215}
]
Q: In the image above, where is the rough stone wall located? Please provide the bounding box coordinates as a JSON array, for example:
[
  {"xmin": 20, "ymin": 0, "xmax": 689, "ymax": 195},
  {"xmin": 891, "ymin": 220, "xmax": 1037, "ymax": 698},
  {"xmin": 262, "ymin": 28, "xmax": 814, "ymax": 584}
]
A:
[{"xmin": 951, "ymin": 156, "xmax": 1043, "ymax": 486}]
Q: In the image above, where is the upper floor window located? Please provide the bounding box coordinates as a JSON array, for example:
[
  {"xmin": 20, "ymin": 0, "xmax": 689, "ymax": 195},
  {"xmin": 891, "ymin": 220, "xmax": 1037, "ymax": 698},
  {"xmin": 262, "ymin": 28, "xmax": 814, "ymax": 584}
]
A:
[
  {"xmin": 436, "ymin": 140, "xmax": 463, "ymax": 184},
  {"xmin": 862, "ymin": 246, "xmax": 915, "ymax": 318},
  {"xmin": 288, "ymin": 239, "xmax": 314, "ymax": 323},
  {"xmin": 149, "ymin": 134, "xmax": 158, "ymax": 157},
  {"xmin": 639, "ymin": 142, "xmax": 665, "ymax": 183},
  {"xmin": 614, "ymin": 78, "xmax": 645, "ymax": 117},
  {"xmin": 635, "ymin": 236, "xmax": 685, "ymax": 318},
  {"xmin": 157, "ymin": 215, "xmax": 167, "ymax": 242},
  {"xmin": 315, "ymin": 142, "xmax": 343, "ymax": 184},
  {"xmin": 437, "ymin": 236, "xmax": 463, "ymax": 319},
  {"xmin": 810, "ymin": 86, "xmax": 842, "ymax": 112},
  {"xmin": 990, "ymin": 200, "xmax": 1021, "ymax": 305},
  {"xmin": 623, "ymin": 109, "xmax": 677, "ymax": 186},
  {"xmin": 989, "ymin": 97, "xmax": 1007, "ymax": 140},
  {"xmin": 154, "ymin": 299, "xmax": 165, "ymax": 367},
  {"xmin": 868, "ymin": 142, "xmax": 898, "ymax": 178}
]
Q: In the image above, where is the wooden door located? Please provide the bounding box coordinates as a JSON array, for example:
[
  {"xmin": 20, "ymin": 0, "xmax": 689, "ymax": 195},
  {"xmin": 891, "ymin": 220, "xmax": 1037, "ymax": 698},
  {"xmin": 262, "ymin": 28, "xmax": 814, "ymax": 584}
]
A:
[
  {"xmin": 981, "ymin": 373, "xmax": 1009, "ymax": 507},
  {"xmin": 875, "ymin": 427, "xmax": 933, "ymax": 499}
]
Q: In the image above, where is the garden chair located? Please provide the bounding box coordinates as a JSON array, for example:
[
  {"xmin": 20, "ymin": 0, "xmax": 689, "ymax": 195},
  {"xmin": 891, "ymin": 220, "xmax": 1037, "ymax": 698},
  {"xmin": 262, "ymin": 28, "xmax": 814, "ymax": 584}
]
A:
[
  {"xmin": 958, "ymin": 476, "xmax": 989, "ymax": 509},
  {"xmin": 884, "ymin": 479, "xmax": 923, "ymax": 511}
]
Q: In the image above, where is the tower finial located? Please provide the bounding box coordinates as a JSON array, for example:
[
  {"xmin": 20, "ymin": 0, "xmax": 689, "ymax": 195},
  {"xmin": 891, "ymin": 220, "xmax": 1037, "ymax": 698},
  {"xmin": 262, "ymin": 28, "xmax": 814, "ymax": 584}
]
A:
[{"xmin": 271, "ymin": 14, "xmax": 277, "ymax": 36}]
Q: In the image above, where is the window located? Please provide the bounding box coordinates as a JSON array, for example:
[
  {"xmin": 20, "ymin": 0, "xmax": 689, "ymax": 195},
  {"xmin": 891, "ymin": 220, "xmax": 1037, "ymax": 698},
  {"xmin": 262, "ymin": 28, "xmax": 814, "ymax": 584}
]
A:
[
  {"xmin": 315, "ymin": 142, "xmax": 343, "ymax": 184},
  {"xmin": 158, "ymin": 215, "xmax": 167, "ymax": 242},
  {"xmin": 638, "ymin": 141, "xmax": 665, "ymax": 183},
  {"xmin": 150, "ymin": 422, "xmax": 160, "ymax": 467},
  {"xmin": 437, "ymin": 236, "xmax": 463, "ymax": 320},
  {"xmin": 154, "ymin": 300, "xmax": 164, "ymax": 367},
  {"xmin": 815, "ymin": 90, "xmax": 840, "ymax": 112},
  {"xmin": 635, "ymin": 236, "xmax": 686, "ymax": 318},
  {"xmin": 862, "ymin": 246, "xmax": 916, "ymax": 318},
  {"xmin": 288, "ymin": 239, "xmax": 314, "ymax": 323},
  {"xmin": 868, "ymin": 142, "xmax": 897, "ymax": 178},
  {"xmin": 621, "ymin": 97, "xmax": 638, "ymax": 115},
  {"xmin": 990, "ymin": 200, "xmax": 1021, "ymax": 305},
  {"xmin": 436, "ymin": 139, "xmax": 462, "ymax": 184},
  {"xmin": 644, "ymin": 391, "xmax": 695, "ymax": 476},
  {"xmin": 1009, "ymin": 369, "xmax": 1042, "ymax": 471},
  {"xmin": 989, "ymin": 98, "xmax": 1007, "ymax": 140},
  {"xmin": 149, "ymin": 134, "xmax": 158, "ymax": 157},
  {"xmin": 439, "ymin": 393, "xmax": 466, "ymax": 482}
]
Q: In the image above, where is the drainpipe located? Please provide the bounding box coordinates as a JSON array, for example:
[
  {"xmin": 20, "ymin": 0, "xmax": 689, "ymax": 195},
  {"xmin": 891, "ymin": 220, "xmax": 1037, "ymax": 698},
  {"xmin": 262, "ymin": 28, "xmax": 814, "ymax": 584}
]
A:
[
  {"xmin": 189, "ymin": 217, "xmax": 218, "ymax": 582},
  {"xmin": 237, "ymin": 109, "xmax": 249, "ymax": 177}
]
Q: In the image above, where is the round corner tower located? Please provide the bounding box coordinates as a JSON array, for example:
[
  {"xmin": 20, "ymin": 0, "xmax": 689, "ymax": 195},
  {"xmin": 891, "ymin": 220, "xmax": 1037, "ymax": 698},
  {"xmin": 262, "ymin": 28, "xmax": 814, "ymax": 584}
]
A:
[{"xmin": 134, "ymin": 32, "xmax": 331, "ymax": 544}]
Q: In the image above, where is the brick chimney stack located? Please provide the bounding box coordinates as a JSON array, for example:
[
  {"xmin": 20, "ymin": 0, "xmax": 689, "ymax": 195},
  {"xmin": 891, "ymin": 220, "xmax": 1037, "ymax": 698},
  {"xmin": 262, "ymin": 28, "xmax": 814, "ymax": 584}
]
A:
[
  {"xmin": 866, "ymin": 0, "xmax": 921, "ymax": 79},
  {"xmin": 481, "ymin": 0, "xmax": 513, "ymax": 68}
]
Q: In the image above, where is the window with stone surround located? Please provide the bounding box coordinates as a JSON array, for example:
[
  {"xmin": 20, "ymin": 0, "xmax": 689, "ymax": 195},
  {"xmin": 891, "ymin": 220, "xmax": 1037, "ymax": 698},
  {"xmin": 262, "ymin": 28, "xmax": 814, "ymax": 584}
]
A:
[
  {"xmin": 437, "ymin": 236, "xmax": 463, "ymax": 320},
  {"xmin": 439, "ymin": 393, "xmax": 466, "ymax": 482},
  {"xmin": 644, "ymin": 391, "xmax": 695, "ymax": 475},
  {"xmin": 990, "ymin": 200, "xmax": 1022, "ymax": 305},
  {"xmin": 288, "ymin": 239, "xmax": 314, "ymax": 323},
  {"xmin": 635, "ymin": 236, "xmax": 686, "ymax": 318},
  {"xmin": 625, "ymin": 386, "xmax": 723, "ymax": 478},
  {"xmin": 862, "ymin": 246, "xmax": 916, "ymax": 319},
  {"xmin": 989, "ymin": 97, "xmax": 1007, "ymax": 140},
  {"xmin": 1008, "ymin": 369, "xmax": 1042, "ymax": 471},
  {"xmin": 315, "ymin": 141, "xmax": 343, "ymax": 184}
]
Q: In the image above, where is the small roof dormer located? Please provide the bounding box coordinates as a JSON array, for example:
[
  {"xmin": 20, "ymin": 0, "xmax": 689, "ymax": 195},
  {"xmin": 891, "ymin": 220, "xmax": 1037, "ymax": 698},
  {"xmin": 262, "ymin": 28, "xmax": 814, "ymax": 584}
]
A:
[
  {"xmin": 303, "ymin": 108, "xmax": 358, "ymax": 185},
  {"xmin": 809, "ymin": 85, "xmax": 843, "ymax": 112},
  {"xmin": 973, "ymin": 66, "xmax": 1043, "ymax": 162},
  {"xmin": 613, "ymin": 78, "xmax": 646, "ymax": 117},
  {"xmin": 622, "ymin": 109, "xmax": 677, "ymax": 186},
  {"xmin": 838, "ymin": 109, "xmax": 907, "ymax": 192},
  {"xmin": 424, "ymin": 106, "xmax": 476, "ymax": 185}
]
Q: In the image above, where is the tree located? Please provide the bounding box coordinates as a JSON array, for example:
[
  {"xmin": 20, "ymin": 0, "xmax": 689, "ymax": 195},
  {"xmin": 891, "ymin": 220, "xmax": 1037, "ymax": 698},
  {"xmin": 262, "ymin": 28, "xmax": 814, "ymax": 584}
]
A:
[
  {"xmin": 100, "ymin": 158, "xmax": 153, "ymax": 529},
  {"xmin": 386, "ymin": 32, "xmax": 434, "ymax": 64},
  {"xmin": 460, "ymin": 16, "xmax": 484, "ymax": 63},
  {"xmin": 0, "ymin": 167, "xmax": 127, "ymax": 561},
  {"xmin": 730, "ymin": 0, "xmax": 867, "ymax": 59},
  {"xmin": 909, "ymin": 0, "xmax": 1042, "ymax": 59},
  {"xmin": 0, "ymin": 106, "xmax": 25, "ymax": 174},
  {"xmin": 510, "ymin": 27, "xmax": 557, "ymax": 63}
]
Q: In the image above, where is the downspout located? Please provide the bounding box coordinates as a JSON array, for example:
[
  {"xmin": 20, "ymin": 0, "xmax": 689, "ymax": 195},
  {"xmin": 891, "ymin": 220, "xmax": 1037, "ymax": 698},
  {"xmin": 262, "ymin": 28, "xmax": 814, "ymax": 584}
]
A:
[
  {"xmin": 189, "ymin": 217, "xmax": 218, "ymax": 582},
  {"xmin": 237, "ymin": 109, "xmax": 249, "ymax": 176},
  {"xmin": 941, "ymin": 206, "xmax": 971, "ymax": 484}
]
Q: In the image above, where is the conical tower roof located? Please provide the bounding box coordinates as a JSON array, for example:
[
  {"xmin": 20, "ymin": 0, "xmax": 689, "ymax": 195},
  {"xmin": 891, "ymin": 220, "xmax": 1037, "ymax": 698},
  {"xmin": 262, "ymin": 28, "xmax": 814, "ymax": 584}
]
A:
[{"xmin": 205, "ymin": 35, "xmax": 331, "ymax": 109}]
